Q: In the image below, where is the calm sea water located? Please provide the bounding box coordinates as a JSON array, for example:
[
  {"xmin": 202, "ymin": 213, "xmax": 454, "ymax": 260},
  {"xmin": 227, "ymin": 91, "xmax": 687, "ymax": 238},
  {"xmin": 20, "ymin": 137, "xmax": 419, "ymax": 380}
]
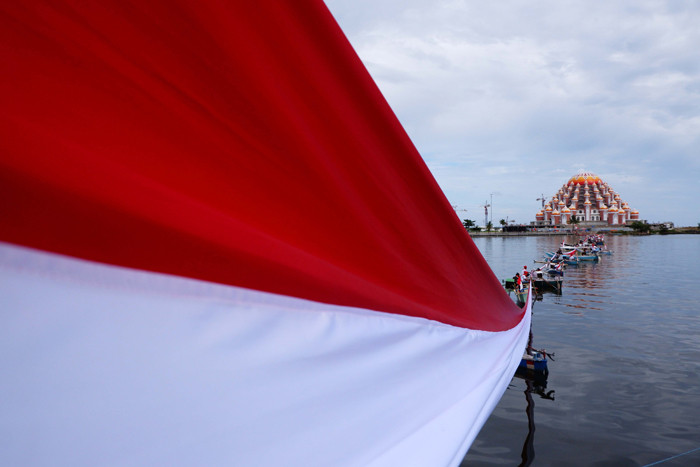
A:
[{"xmin": 461, "ymin": 234, "xmax": 700, "ymax": 467}]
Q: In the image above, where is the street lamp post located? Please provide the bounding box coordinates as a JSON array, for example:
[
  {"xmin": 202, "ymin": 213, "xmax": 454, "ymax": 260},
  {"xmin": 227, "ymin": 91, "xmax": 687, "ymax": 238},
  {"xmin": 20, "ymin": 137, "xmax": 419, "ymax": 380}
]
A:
[{"xmin": 490, "ymin": 192, "xmax": 494, "ymax": 225}]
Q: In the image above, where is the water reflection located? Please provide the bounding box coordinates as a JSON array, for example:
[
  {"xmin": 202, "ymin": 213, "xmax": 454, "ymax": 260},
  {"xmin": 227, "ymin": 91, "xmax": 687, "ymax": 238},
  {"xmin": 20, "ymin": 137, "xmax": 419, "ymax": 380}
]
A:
[
  {"xmin": 467, "ymin": 234, "xmax": 700, "ymax": 465},
  {"xmin": 513, "ymin": 365, "xmax": 555, "ymax": 467},
  {"xmin": 513, "ymin": 330, "xmax": 556, "ymax": 467}
]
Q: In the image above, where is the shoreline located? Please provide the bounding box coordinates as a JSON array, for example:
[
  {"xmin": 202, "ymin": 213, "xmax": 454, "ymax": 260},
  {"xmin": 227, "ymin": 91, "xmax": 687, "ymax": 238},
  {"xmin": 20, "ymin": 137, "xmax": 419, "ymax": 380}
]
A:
[
  {"xmin": 467, "ymin": 228, "xmax": 699, "ymax": 237},
  {"xmin": 468, "ymin": 231, "xmax": 570, "ymax": 237}
]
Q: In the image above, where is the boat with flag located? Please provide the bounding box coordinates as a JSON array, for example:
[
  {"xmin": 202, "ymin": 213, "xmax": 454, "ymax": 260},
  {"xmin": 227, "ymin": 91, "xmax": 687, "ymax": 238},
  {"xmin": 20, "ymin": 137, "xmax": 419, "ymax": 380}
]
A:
[
  {"xmin": 561, "ymin": 235, "xmax": 613, "ymax": 256},
  {"xmin": 0, "ymin": 2, "xmax": 530, "ymax": 466},
  {"xmin": 543, "ymin": 260, "xmax": 565, "ymax": 275},
  {"xmin": 504, "ymin": 274, "xmax": 562, "ymax": 294},
  {"xmin": 504, "ymin": 259, "xmax": 563, "ymax": 297},
  {"xmin": 546, "ymin": 251, "xmax": 600, "ymax": 263},
  {"xmin": 544, "ymin": 247, "xmax": 599, "ymax": 264}
]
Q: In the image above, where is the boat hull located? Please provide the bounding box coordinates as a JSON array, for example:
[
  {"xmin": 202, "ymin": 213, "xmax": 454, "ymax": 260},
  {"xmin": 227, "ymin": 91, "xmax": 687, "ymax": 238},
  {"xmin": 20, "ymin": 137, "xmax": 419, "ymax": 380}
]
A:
[
  {"xmin": 519, "ymin": 352, "xmax": 548, "ymax": 373},
  {"xmin": 503, "ymin": 277, "xmax": 562, "ymax": 293}
]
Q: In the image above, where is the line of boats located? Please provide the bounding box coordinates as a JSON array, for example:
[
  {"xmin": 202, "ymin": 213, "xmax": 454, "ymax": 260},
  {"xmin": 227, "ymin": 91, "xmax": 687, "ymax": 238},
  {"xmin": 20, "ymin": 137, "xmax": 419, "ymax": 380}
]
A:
[
  {"xmin": 503, "ymin": 234, "xmax": 613, "ymax": 305},
  {"xmin": 505, "ymin": 235, "xmax": 613, "ymax": 378}
]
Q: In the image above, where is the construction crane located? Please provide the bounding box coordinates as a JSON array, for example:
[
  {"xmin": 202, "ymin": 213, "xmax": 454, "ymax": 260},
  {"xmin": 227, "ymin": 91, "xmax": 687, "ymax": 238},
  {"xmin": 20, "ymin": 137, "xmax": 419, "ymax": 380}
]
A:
[{"xmin": 536, "ymin": 194, "xmax": 547, "ymax": 208}]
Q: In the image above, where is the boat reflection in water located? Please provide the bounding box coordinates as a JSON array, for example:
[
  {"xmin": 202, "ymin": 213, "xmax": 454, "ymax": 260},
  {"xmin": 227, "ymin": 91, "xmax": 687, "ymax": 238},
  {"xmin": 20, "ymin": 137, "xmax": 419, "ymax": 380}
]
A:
[
  {"xmin": 513, "ymin": 367, "xmax": 555, "ymax": 467},
  {"xmin": 514, "ymin": 331, "xmax": 555, "ymax": 467}
]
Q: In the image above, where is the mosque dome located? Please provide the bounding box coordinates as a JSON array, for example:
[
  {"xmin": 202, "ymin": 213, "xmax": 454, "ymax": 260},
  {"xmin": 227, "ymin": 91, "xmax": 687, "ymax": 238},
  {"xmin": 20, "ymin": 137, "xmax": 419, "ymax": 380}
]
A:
[{"xmin": 567, "ymin": 171, "xmax": 602, "ymax": 186}]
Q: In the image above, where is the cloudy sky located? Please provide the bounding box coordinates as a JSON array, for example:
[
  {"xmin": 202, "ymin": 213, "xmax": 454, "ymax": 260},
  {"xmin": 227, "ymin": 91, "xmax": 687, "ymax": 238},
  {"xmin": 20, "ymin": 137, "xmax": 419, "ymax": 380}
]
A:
[{"xmin": 324, "ymin": 0, "xmax": 700, "ymax": 227}]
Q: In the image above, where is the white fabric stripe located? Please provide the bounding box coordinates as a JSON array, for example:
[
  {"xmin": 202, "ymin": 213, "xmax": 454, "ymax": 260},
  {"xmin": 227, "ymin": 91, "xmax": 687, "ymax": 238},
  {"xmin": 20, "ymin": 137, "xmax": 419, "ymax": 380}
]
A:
[{"xmin": 0, "ymin": 243, "xmax": 530, "ymax": 466}]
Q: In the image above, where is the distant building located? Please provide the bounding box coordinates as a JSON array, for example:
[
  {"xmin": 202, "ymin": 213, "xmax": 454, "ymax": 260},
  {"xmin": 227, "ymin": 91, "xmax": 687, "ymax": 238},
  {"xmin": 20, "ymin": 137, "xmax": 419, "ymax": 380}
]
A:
[{"xmin": 533, "ymin": 171, "xmax": 641, "ymax": 227}]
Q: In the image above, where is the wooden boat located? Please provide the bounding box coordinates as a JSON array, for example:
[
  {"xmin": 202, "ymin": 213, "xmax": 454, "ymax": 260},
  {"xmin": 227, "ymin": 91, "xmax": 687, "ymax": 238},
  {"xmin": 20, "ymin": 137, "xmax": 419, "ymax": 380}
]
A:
[
  {"xmin": 544, "ymin": 251, "xmax": 598, "ymax": 263},
  {"xmin": 519, "ymin": 350, "xmax": 548, "ymax": 373},
  {"xmin": 513, "ymin": 288, "xmax": 528, "ymax": 305},
  {"xmin": 574, "ymin": 254, "xmax": 599, "ymax": 262},
  {"xmin": 503, "ymin": 276, "xmax": 562, "ymax": 294},
  {"xmin": 544, "ymin": 266, "xmax": 564, "ymax": 276},
  {"xmin": 561, "ymin": 240, "xmax": 613, "ymax": 256},
  {"xmin": 543, "ymin": 253, "xmax": 578, "ymax": 265},
  {"xmin": 530, "ymin": 270, "xmax": 563, "ymax": 292},
  {"xmin": 504, "ymin": 283, "xmax": 532, "ymax": 306}
]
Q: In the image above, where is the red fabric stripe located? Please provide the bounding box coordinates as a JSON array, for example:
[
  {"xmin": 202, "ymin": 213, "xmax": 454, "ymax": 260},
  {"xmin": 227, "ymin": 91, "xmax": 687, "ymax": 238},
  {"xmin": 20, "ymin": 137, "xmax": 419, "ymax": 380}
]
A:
[{"xmin": 0, "ymin": 1, "xmax": 522, "ymax": 330}]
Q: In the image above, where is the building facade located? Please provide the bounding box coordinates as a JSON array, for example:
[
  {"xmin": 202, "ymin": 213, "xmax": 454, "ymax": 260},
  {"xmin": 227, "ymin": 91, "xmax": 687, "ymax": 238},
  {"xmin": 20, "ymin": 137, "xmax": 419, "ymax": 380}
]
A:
[{"xmin": 534, "ymin": 171, "xmax": 640, "ymax": 227}]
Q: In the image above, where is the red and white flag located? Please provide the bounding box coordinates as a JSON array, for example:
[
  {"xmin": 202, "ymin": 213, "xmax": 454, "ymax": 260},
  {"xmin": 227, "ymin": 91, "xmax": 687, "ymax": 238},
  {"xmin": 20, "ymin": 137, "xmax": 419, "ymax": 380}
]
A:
[{"xmin": 0, "ymin": 2, "xmax": 530, "ymax": 465}]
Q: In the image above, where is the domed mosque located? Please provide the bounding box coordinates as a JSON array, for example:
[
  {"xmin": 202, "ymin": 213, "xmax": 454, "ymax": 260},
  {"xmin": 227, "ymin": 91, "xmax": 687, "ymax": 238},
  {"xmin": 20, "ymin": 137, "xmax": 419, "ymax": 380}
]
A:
[{"xmin": 534, "ymin": 171, "xmax": 640, "ymax": 227}]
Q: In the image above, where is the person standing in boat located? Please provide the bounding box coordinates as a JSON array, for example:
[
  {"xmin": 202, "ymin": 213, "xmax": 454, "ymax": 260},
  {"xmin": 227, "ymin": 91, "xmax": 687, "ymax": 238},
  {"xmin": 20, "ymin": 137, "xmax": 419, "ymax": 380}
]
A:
[
  {"xmin": 514, "ymin": 273, "xmax": 523, "ymax": 291},
  {"xmin": 552, "ymin": 249, "xmax": 562, "ymax": 261},
  {"xmin": 521, "ymin": 265, "xmax": 529, "ymax": 278}
]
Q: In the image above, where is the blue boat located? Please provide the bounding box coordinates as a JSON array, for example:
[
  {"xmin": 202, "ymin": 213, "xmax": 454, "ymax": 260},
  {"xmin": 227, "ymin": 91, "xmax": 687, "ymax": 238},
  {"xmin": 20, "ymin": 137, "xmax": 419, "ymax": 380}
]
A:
[
  {"xmin": 519, "ymin": 351, "xmax": 548, "ymax": 373},
  {"xmin": 544, "ymin": 251, "xmax": 599, "ymax": 263}
]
